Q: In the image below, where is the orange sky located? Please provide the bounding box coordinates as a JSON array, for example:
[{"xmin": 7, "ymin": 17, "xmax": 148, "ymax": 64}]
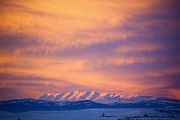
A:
[{"xmin": 0, "ymin": 0, "xmax": 180, "ymax": 100}]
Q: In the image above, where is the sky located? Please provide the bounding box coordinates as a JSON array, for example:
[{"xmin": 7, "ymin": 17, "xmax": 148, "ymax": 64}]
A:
[{"xmin": 0, "ymin": 0, "xmax": 180, "ymax": 100}]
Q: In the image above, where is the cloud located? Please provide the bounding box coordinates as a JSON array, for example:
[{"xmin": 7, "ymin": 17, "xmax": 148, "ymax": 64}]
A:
[
  {"xmin": 0, "ymin": 0, "xmax": 180, "ymax": 99},
  {"xmin": 116, "ymin": 42, "xmax": 167, "ymax": 53},
  {"xmin": 0, "ymin": 0, "xmax": 157, "ymax": 53},
  {"xmin": 0, "ymin": 72, "xmax": 52, "ymax": 81}
]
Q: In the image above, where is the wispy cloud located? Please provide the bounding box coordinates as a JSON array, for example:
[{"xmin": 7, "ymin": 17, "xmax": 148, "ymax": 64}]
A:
[{"xmin": 0, "ymin": 0, "xmax": 180, "ymax": 100}]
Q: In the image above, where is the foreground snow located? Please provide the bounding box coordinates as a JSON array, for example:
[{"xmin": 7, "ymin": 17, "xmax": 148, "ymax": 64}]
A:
[{"xmin": 0, "ymin": 108, "xmax": 179, "ymax": 120}]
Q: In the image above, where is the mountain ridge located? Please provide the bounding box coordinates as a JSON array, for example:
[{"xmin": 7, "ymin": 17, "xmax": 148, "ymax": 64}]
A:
[{"xmin": 39, "ymin": 90, "xmax": 174, "ymax": 104}]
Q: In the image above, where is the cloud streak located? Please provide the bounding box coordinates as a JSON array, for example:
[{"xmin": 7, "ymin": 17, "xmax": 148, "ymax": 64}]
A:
[{"xmin": 0, "ymin": 0, "xmax": 180, "ymax": 100}]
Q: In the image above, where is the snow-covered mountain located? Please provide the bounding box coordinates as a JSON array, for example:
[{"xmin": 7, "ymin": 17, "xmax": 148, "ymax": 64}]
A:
[{"xmin": 39, "ymin": 90, "xmax": 158, "ymax": 104}]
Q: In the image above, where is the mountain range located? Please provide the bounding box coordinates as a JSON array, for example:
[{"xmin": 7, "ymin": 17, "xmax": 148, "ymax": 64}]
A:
[
  {"xmin": 39, "ymin": 90, "xmax": 177, "ymax": 104},
  {"xmin": 0, "ymin": 90, "xmax": 179, "ymax": 112}
]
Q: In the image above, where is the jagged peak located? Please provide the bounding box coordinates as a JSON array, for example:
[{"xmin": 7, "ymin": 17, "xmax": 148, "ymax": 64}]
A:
[{"xmin": 39, "ymin": 90, "xmax": 160, "ymax": 104}]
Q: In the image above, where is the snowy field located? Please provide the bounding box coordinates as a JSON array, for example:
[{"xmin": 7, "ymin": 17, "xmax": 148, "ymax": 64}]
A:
[{"xmin": 0, "ymin": 108, "xmax": 179, "ymax": 120}]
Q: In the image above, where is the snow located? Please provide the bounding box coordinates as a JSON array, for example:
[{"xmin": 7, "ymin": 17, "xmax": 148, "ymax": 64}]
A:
[
  {"xmin": 39, "ymin": 93, "xmax": 55, "ymax": 101},
  {"xmin": 39, "ymin": 90, "xmax": 178, "ymax": 104},
  {"xmin": 60, "ymin": 91, "xmax": 73, "ymax": 101},
  {"xmin": 0, "ymin": 108, "xmax": 179, "ymax": 120},
  {"xmin": 39, "ymin": 90, "xmax": 127, "ymax": 103},
  {"xmin": 75, "ymin": 91, "xmax": 89, "ymax": 100},
  {"xmin": 53, "ymin": 93, "xmax": 64, "ymax": 101},
  {"xmin": 86, "ymin": 91, "xmax": 99, "ymax": 100},
  {"xmin": 67, "ymin": 90, "xmax": 79, "ymax": 100}
]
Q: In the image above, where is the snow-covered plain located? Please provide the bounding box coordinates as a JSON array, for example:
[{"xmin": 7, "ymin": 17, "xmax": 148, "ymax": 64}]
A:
[{"xmin": 0, "ymin": 108, "xmax": 179, "ymax": 120}]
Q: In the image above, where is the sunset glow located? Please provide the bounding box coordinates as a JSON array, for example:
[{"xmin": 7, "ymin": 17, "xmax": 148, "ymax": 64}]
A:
[{"xmin": 0, "ymin": 0, "xmax": 180, "ymax": 100}]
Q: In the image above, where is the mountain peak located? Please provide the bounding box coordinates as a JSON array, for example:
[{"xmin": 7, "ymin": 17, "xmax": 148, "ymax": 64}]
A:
[{"xmin": 39, "ymin": 90, "xmax": 161, "ymax": 104}]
